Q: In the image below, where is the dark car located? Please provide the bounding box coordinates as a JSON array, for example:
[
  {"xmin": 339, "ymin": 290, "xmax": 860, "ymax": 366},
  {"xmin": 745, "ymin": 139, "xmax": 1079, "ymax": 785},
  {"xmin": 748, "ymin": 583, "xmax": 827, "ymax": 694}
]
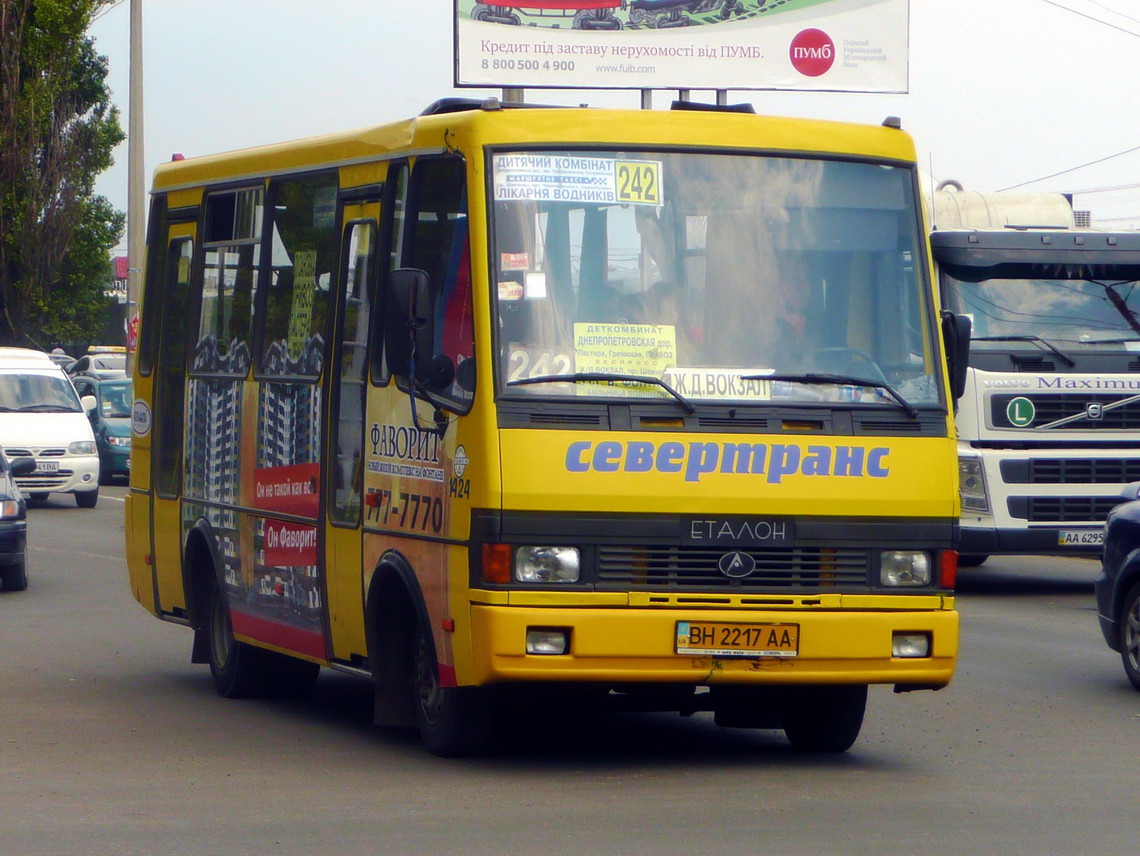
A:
[
  {"xmin": 0, "ymin": 447, "xmax": 36, "ymax": 591},
  {"xmin": 1095, "ymin": 482, "xmax": 1140, "ymax": 690},
  {"xmin": 70, "ymin": 376, "xmax": 131, "ymax": 483}
]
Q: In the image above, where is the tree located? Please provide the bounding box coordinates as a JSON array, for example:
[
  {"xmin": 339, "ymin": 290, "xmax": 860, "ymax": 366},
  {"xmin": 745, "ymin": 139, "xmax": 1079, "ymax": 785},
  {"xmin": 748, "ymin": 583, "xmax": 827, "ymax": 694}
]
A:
[{"xmin": 0, "ymin": 0, "xmax": 125, "ymax": 348}]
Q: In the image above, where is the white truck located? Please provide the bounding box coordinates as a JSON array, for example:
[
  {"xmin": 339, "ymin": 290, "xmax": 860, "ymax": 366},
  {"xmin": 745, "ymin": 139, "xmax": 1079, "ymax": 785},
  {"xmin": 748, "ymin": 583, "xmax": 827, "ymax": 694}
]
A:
[{"xmin": 930, "ymin": 185, "xmax": 1140, "ymax": 564}]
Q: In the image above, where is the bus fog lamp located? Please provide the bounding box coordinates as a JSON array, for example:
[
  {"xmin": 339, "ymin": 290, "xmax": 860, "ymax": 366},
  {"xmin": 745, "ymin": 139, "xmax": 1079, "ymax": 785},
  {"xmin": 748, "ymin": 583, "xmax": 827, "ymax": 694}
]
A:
[
  {"xmin": 958, "ymin": 457, "xmax": 990, "ymax": 513},
  {"xmin": 892, "ymin": 632, "xmax": 931, "ymax": 658},
  {"xmin": 880, "ymin": 551, "xmax": 931, "ymax": 586},
  {"xmin": 526, "ymin": 628, "xmax": 569, "ymax": 655},
  {"xmin": 515, "ymin": 546, "xmax": 580, "ymax": 583}
]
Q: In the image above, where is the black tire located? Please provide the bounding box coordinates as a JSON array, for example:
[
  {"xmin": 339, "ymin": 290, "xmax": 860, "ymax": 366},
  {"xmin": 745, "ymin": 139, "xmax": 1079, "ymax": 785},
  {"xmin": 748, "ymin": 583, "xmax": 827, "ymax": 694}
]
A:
[
  {"xmin": 779, "ymin": 684, "xmax": 867, "ymax": 753},
  {"xmin": 412, "ymin": 622, "xmax": 493, "ymax": 756},
  {"xmin": 75, "ymin": 487, "xmax": 99, "ymax": 508},
  {"xmin": 2, "ymin": 558, "xmax": 28, "ymax": 592},
  {"xmin": 206, "ymin": 581, "xmax": 267, "ymax": 698},
  {"xmin": 958, "ymin": 554, "xmax": 989, "ymax": 567},
  {"xmin": 1118, "ymin": 582, "xmax": 1140, "ymax": 691}
]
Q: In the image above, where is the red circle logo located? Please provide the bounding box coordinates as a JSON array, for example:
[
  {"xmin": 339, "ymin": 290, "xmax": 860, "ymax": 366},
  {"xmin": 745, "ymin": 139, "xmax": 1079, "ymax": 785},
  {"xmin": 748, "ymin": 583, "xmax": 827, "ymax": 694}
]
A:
[{"xmin": 789, "ymin": 28, "xmax": 835, "ymax": 77}]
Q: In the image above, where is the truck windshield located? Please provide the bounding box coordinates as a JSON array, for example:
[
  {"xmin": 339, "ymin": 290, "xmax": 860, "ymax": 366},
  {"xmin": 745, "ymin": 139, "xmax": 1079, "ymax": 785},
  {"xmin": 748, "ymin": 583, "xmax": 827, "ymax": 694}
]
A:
[
  {"xmin": 945, "ymin": 275, "xmax": 1140, "ymax": 348},
  {"xmin": 490, "ymin": 149, "xmax": 941, "ymax": 408}
]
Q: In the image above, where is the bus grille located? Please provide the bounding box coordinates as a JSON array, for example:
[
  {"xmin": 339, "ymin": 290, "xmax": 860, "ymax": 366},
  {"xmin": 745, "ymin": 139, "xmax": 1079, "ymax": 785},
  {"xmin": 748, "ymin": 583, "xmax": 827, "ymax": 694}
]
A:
[{"xmin": 596, "ymin": 545, "xmax": 869, "ymax": 590}]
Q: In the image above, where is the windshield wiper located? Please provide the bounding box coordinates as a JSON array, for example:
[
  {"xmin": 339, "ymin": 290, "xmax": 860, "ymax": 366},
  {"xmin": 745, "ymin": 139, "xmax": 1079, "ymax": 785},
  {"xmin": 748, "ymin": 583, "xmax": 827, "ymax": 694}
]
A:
[
  {"xmin": 19, "ymin": 404, "xmax": 79, "ymax": 413},
  {"xmin": 1076, "ymin": 335, "xmax": 1140, "ymax": 344},
  {"xmin": 1094, "ymin": 281, "xmax": 1140, "ymax": 336},
  {"xmin": 742, "ymin": 372, "xmax": 920, "ymax": 419},
  {"xmin": 508, "ymin": 372, "xmax": 696, "ymax": 414},
  {"xmin": 970, "ymin": 335, "xmax": 1076, "ymax": 367}
]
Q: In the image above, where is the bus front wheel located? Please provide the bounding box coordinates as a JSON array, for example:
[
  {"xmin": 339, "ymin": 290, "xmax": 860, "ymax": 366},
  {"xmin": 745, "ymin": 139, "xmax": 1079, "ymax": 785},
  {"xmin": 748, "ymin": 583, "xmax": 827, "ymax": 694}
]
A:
[
  {"xmin": 412, "ymin": 622, "xmax": 493, "ymax": 756},
  {"xmin": 779, "ymin": 684, "xmax": 867, "ymax": 752}
]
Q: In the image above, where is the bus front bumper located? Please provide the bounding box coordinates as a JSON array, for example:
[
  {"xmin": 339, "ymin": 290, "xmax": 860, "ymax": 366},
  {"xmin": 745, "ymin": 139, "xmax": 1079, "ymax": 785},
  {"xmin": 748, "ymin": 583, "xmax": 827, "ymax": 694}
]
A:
[{"xmin": 468, "ymin": 600, "xmax": 958, "ymax": 689}]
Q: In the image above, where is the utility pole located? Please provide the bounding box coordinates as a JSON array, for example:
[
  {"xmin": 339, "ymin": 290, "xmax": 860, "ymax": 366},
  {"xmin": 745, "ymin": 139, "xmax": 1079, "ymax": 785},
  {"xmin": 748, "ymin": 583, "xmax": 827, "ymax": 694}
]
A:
[{"xmin": 126, "ymin": 0, "xmax": 144, "ymax": 370}]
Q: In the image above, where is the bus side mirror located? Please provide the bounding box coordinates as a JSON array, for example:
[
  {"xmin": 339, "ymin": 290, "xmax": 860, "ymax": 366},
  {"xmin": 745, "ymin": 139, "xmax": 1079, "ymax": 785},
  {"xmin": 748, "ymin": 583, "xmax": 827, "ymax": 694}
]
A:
[
  {"xmin": 941, "ymin": 311, "xmax": 972, "ymax": 401},
  {"xmin": 385, "ymin": 268, "xmax": 436, "ymax": 381}
]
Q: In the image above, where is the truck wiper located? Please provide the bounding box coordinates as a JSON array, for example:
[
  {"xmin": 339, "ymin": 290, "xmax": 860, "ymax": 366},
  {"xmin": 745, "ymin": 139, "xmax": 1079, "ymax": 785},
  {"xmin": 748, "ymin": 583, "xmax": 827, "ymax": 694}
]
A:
[
  {"xmin": 507, "ymin": 372, "xmax": 696, "ymax": 414},
  {"xmin": 741, "ymin": 372, "xmax": 919, "ymax": 419},
  {"xmin": 970, "ymin": 335, "xmax": 1076, "ymax": 366},
  {"xmin": 1076, "ymin": 335, "xmax": 1140, "ymax": 345},
  {"xmin": 1094, "ymin": 281, "xmax": 1140, "ymax": 337}
]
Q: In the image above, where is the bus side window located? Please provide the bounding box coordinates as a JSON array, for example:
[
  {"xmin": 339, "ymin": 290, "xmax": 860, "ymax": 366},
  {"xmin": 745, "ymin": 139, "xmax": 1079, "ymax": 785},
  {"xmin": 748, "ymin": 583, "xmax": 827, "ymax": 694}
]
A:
[
  {"xmin": 193, "ymin": 187, "xmax": 262, "ymax": 376},
  {"xmin": 259, "ymin": 172, "xmax": 339, "ymax": 378},
  {"xmin": 154, "ymin": 238, "xmax": 193, "ymax": 498},
  {"xmin": 330, "ymin": 219, "xmax": 377, "ymax": 525},
  {"xmin": 399, "ymin": 158, "xmax": 475, "ymax": 409}
]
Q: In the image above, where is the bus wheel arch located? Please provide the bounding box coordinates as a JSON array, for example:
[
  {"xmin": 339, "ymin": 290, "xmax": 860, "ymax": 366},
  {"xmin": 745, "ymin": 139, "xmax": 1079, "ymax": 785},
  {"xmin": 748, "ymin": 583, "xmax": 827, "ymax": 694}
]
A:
[
  {"xmin": 365, "ymin": 551, "xmax": 494, "ymax": 755},
  {"xmin": 365, "ymin": 553, "xmax": 426, "ymax": 729},
  {"xmin": 183, "ymin": 520, "xmax": 262, "ymax": 697}
]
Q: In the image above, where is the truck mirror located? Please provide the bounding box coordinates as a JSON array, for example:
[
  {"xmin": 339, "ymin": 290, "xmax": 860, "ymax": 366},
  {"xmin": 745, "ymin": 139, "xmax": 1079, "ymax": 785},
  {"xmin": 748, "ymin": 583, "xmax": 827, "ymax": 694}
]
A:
[{"xmin": 941, "ymin": 311, "xmax": 972, "ymax": 401}]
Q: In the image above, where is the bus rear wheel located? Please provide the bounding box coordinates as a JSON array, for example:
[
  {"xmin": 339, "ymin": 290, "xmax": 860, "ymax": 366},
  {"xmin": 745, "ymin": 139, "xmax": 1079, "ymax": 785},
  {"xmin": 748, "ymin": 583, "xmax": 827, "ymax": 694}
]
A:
[
  {"xmin": 206, "ymin": 581, "xmax": 266, "ymax": 698},
  {"xmin": 779, "ymin": 684, "xmax": 867, "ymax": 753},
  {"xmin": 412, "ymin": 622, "xmax": 493, "ymax": 756}
]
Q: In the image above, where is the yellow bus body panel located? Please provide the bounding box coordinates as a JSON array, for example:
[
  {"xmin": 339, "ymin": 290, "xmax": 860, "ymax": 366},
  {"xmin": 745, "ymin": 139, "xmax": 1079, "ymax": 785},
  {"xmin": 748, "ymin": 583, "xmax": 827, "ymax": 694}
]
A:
[
  {"xmin": 499, "ymin": 429, "xmax": 959, "ymax": 518},
  {"xmin": 470, "ymin": 603, "xmax": 957, "ymax": 686}
]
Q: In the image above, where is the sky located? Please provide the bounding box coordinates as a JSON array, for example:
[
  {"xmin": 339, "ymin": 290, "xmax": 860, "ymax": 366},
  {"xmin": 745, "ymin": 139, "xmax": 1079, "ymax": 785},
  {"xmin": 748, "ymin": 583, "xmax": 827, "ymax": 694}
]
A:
[{"xmin": 88, "ymin": 0, "xmax": 1140, "ymax": 252}]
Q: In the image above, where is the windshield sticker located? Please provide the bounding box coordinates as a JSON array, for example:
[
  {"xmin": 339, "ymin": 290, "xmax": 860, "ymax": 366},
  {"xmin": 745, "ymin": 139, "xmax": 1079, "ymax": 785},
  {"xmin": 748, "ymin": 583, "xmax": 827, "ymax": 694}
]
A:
[
  {"xmin": 663, "ymin": 368, "xmax": 773, "ymax": 400},
  {"xmin": 493, "ymin": 155, "xmax": 664, "ymax": 206},
  {"xmin": 574, "ymin": 322, "xmax": 676, "ymax": 375},
  {"xmin": 498, "ymin": 280, "xmax": 524, "ymax": 301},
  {"xmin": 501, "ymin": 251, "xmax": 529, "ymax": 270}
]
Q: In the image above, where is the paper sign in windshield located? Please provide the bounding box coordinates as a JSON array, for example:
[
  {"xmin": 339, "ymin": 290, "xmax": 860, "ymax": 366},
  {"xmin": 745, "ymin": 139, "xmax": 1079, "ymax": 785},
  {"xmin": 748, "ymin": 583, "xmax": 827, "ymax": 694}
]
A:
[
  {"xmin": 573, "ymin": 323, "xmax": 676, "ymax": 392},
  {"xmin": 494, "ymin": 155, "xmax": 662, "ymax": 206}
]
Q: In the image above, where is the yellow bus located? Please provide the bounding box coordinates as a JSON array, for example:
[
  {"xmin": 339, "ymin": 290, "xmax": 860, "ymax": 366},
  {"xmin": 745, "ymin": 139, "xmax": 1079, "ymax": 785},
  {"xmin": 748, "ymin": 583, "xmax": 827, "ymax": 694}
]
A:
[{"xmin": 126, "ymin": 98, "xmax": 967, "ymax": 755}]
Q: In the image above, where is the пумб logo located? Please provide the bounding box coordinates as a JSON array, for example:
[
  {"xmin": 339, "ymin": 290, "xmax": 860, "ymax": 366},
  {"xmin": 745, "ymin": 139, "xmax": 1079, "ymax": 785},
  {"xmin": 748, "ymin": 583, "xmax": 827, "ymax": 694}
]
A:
[{"xmin": 790, "ymin": 28, "xmax": 835, "ymax": 77}]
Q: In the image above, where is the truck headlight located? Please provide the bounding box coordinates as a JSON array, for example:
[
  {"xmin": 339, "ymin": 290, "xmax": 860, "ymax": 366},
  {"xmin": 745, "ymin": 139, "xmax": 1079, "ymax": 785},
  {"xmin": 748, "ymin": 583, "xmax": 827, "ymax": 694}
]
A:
[
  {"xmin": 880, "ymin": 551, "xmax": 932, "ymax": 586},
  {"xmin": 959, "ymin": 457, "xmax": 990, "ymax": 514},
  {"xmin": 515, "ymin": 546, "xmax": 580, "ymax": 583}
]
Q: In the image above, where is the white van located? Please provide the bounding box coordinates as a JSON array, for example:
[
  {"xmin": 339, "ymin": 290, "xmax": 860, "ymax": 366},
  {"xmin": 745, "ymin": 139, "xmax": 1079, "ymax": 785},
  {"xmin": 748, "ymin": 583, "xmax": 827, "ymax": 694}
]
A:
[{"xmin": 0, "ymin": 348, "xmax": 101, "ymax": 507}]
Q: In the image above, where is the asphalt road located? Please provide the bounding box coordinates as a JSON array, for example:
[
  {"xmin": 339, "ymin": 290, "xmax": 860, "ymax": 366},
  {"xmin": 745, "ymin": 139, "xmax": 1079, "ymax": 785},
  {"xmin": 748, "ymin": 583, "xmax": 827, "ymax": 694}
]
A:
[{"xmin": 2, "ymin": 487, "xmax": 1136, "ymax": 855}]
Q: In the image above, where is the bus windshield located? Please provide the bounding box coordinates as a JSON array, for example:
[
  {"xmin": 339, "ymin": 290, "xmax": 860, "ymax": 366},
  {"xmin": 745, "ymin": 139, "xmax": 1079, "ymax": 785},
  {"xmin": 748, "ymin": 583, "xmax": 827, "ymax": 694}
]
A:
[
  {"xmin": 944, "ymin": 274, "xmax": 1140, "ymax": 349},
  {"xmin": 491, "ymin": 149, "xmax": 940, "ymax": 408}
]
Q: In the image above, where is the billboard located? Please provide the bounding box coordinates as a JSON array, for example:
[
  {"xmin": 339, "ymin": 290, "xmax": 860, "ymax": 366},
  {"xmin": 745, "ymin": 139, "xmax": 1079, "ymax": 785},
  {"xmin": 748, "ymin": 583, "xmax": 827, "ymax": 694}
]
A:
[{"xmin": 455, "ymin": 0, "xmax": 909, "ymax": 93}]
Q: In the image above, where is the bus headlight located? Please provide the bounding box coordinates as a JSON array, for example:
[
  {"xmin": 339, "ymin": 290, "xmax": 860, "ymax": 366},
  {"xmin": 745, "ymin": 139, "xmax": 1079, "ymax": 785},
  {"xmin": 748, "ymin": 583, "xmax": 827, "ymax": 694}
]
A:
[
  {"xmin": 880, "ymin": 551, "xmax": 932, "ymax": 586},
  {"xmin": 959, "ymin": 457, "xmax": 990, "ymax": 514},
  {"xmin": 515, "ymin": 546, "xmax": 580, "ymax": 583}
]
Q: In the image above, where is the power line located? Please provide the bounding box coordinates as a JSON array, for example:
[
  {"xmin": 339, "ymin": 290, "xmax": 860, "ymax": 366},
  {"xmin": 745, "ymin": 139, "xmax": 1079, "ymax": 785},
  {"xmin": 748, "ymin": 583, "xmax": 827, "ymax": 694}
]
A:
[
  {"xmin": 1083, "ymin": 0, "xmax": 1140, "ymax": 27},
  {"xmin": 1034, "ymin": 0, "xmax": 1140, "ymax": 37},
  {"xmin": 998, "ymin": 144, "xmax": 1140, "ymax": 191}
]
